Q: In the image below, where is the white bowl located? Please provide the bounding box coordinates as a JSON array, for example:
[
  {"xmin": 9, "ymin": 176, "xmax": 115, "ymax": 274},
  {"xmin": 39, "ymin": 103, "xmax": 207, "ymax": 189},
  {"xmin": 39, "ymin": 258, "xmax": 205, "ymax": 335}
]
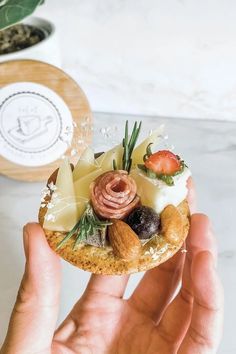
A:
[{"xmin": 0, "ymin": 17, "xmax": 61, "ymax": 67}]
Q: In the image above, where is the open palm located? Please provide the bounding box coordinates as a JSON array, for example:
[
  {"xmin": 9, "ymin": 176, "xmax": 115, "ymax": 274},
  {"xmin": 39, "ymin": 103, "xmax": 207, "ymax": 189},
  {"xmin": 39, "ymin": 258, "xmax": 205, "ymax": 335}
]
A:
[
  {"xmin": 1, "ymin": 179, "xmax": 223, "ymax": 354},
  {"xmin": 52, "ymin": 213, "xmax": 223, "ymax": 354}
]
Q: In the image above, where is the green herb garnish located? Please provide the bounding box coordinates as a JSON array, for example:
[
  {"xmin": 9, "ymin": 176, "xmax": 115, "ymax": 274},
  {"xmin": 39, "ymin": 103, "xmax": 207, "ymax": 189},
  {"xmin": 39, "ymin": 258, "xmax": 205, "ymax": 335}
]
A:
[
  {"xmin": 113, "ymin": 159, "xmax": 118, "ymax": 170},
  {"xmin": 122, "ymin": 120, "xmax": 142, "ymax": 173},
  {"xmin": 143, "ymin": 143, "xmax": 153, "ymax": 161},
  {"xmin": 56, "ymin": 203, "xmax": 112, "ymax": 250},
  {"xmin": 137, "ymin": 160, "xmax": 186, "ymax": 186}
]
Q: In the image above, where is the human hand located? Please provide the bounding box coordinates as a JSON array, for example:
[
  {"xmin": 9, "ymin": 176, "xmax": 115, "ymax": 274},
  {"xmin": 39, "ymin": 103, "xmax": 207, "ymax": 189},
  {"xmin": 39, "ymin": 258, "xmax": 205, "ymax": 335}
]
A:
[{"xmin": 1, "ymin": 186, "xmax": 223, "ymax": 354}]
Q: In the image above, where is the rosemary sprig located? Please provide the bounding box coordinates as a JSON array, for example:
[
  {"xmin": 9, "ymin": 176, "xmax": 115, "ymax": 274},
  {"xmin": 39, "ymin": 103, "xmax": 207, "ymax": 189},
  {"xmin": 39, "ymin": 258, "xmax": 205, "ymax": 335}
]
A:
[
  {"xmin": 122, "ymin": 120, "xmax": 142, "ymax": 173},
  {"xmin": 56, "ymin": 203, "xmax": 112, "ymax": 250}
]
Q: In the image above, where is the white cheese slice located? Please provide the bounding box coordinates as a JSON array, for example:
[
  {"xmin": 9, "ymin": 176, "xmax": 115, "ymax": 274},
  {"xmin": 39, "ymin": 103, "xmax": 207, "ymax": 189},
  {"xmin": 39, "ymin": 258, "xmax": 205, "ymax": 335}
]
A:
[
  {"xmin": 96, "ymin": 143, "xmax": 123, "ymax": 171},
  {"xmin": 74, "ymin": 168, "xmax": 103, "ymax": 200},
  {"xmin": 44, "ymin": 159, "xmax": 84, "ymax": 232},
  {"xmin": 73, "ymin": 147, "xmax": 98, "ymax": 181},
  {"xmin": 130, "ymin": 166, "xmax": 191, "ymax": 213},
  {"xmin": 132, "ymin": 125, "xmax": 165, "ymax": 167}
]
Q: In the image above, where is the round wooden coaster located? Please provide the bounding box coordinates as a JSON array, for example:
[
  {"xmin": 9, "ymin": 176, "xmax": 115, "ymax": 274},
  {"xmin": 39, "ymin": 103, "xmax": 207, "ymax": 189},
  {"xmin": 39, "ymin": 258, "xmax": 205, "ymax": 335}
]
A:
[{"xmin": 0, "ymin": 59, "xmax": 92, "ymax": 181}]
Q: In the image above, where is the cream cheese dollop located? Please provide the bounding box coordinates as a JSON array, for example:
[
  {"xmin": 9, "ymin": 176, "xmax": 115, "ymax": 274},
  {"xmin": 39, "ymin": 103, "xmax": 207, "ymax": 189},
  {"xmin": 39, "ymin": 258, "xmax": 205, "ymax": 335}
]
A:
[{"xmin": 130, "ymin": 166, "xmax": 191, "ymax": 213}]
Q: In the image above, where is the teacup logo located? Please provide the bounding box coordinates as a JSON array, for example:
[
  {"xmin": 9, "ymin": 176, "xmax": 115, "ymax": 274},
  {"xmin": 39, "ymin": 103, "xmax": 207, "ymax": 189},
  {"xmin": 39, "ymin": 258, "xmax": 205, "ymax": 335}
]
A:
[
  {"xmin": 8, "ymin": 114, "xmax": 54, "ymax": 145},
  {"xmin": 0, "ymin": 82, "xmax": 73, "ymax": 166}
]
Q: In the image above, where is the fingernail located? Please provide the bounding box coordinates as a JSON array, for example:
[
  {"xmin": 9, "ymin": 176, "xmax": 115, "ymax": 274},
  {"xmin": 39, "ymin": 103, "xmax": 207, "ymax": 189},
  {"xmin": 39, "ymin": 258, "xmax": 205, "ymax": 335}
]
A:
[{"xmin": 23, "ymin": 225, "xmax": 29, "ymax": 259}]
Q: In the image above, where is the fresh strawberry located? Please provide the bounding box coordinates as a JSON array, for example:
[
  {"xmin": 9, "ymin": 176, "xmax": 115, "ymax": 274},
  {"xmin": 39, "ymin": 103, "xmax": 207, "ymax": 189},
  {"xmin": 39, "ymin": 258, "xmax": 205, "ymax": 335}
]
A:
[{"xmin": 144, "ymin": 150, "xmax": 181, "ymax": 175}]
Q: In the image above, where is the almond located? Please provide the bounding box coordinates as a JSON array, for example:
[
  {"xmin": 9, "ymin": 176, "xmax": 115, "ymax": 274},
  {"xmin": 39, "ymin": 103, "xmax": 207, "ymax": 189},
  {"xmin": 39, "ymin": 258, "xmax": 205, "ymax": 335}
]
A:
[
  {"xmin": 108, "ymin": 219, "xmax": 141, "ymax": 260},
  {"xmin": 161, "ymin": 204, "xmax": 184, "ymax": 245}
]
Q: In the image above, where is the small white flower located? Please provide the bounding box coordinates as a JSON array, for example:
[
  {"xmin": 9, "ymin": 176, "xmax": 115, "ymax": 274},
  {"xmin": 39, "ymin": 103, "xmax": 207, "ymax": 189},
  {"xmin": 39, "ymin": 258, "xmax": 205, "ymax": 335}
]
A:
[
  {"xmin": 149, "ymin": 247, "xmax": 155, "ymax": 255},
  {"xmin": 45, "ymin": 214, "xmax": 55, "ymax": 222},
  {"xmin": 41, "ymin": 187, "xmax": 50, "ymax": 197},
  {"xmin": 70, "ymin": 149, "xmax": 77, "ymax": 156},
  {"xmin": 152, "ymin": 254, "xmax": 159, "ymax": 261},
  {"xmin": 47, "ymin": 202, "xmax": 54, "ymax": 209},
  {"xmin": 48, "ymin": 182, "xmax": 57, "ymax": 192},
  {"xmin": 145, "ymin": 244, "xmax": 169, "ymax": 260},
  {"xmin": 77, "ymin": 139, "xmax": 85, "ymax": 145}
]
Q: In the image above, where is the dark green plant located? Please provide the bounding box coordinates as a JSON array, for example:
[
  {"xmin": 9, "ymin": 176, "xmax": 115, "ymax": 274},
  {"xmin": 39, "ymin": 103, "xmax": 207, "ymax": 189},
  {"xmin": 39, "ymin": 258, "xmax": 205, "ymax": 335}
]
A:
[{"xmin": 0, "ymin": 0, "xmax": 44, "ymax": 31}]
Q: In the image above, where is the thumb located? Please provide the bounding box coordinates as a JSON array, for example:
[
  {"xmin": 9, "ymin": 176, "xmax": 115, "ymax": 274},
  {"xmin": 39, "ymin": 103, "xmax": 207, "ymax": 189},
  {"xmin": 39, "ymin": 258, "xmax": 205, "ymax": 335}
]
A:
[{"xmin": 1, "ymin": 223, "xmax": 61, "ymax": 354}]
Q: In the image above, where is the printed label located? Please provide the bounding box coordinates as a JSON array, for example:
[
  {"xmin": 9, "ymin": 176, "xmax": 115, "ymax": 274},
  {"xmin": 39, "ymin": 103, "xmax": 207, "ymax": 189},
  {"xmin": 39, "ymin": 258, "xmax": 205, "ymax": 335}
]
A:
[{"xmin": 0, "ymin": 82, "xmax": 73, "ymax": 167}]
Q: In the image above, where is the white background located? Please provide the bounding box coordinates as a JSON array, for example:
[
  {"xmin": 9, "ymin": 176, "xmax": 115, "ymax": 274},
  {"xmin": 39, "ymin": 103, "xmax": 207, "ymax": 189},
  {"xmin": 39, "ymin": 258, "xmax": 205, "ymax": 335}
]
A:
[{"xmin": 37, "ymin": 0, "xmax": 236, "ymax": 121}]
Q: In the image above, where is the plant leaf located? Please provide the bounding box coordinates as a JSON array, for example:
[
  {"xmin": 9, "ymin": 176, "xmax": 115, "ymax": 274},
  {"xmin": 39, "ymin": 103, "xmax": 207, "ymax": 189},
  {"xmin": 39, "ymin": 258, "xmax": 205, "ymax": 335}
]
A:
[
  {"xmin": 0, "ymin": 1, "xmax": 9, "ymax": 8},
  {"xmin": 0, "ymin": 0, "xmax": 42, "ymax": 30}
]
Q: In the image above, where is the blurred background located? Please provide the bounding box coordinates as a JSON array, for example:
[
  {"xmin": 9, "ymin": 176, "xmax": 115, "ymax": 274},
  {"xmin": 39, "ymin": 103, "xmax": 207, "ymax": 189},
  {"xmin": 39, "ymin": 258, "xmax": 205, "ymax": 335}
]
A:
[
  {"xmin": 36, "ymin": 0, "xmax": 236, "ymax": 120},
  {"xmin": 0, "ymin": 1, "xmax": 235, "ymax": 353}
]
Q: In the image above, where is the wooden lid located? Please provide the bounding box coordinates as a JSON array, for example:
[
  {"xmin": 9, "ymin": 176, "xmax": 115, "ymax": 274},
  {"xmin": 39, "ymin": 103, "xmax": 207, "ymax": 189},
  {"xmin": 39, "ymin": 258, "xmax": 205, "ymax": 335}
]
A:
[{"xmin": 0, "ymin": 59, "xmax": 92, "ymax": 181}]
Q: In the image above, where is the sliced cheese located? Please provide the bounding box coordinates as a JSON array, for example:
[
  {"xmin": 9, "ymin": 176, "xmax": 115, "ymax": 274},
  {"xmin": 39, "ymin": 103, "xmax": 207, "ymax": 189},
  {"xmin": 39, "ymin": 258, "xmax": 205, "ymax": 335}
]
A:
[
  {"xmin": 74, "ymin": 168, "xmax": 103, "ymax": 199},
  {"xmin": 73, "ymin": 160, "xmax": 98, "ymax": 181},
  {"xmin": 56, "ymin": 158, "xmax": 75, "ymax": 195},
  {"xmin": 80, "ymin": 146, "xmax": 95, "ymax": 164},
  {"xmin": 96, "ymin": 144, "xmax": 123, "ymax": 171},
  {"xmin": 132, "ymin": 125, "xmax": 165, "ymax": 167},
  {"xmin": 73, "ymin": 147, "xmax": 98, "ymax": 181},
  {"xmin": 44, "ymin": 159, "xmax": 83, "ymax": 232}
]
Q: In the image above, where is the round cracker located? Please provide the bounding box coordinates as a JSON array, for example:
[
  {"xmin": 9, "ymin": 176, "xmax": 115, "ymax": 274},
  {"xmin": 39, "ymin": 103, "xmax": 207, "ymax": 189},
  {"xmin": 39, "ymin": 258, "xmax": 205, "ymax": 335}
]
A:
[{"xmin": 38, "ymin": 199, "xmax": 190, "ymax": 275}]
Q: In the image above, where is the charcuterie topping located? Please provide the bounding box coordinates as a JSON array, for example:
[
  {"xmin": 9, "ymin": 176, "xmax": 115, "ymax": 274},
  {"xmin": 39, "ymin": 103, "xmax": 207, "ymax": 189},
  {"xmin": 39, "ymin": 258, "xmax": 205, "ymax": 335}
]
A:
[
  {"xmin": 90, "ymin": 170, "xmax": 140, "ymax": 219},
  {"xmin": 42, "ymin": 120, "xmax": 190, "ymax": 264}
]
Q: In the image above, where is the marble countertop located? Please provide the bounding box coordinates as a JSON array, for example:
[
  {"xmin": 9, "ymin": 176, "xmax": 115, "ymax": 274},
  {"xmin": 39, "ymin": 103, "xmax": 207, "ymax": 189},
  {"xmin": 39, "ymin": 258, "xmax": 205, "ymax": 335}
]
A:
[{"xmin": 0, "ymin": 113, "xmax": 235, "ymax": 353}]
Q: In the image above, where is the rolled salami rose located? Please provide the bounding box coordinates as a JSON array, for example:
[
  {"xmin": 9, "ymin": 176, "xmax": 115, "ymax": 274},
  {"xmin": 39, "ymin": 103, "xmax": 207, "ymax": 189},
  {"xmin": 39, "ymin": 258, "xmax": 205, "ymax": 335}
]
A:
[{"xmin": 90, "ymin": 170, "xmax": 140, "ymax": 219}]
